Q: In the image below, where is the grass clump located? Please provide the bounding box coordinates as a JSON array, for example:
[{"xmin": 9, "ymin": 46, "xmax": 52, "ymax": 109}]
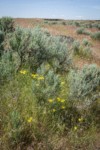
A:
[
  {"xmin": 91, "ymin": 31, "xmax": 100, "ymax": 40},
  {"xmin": 72, "ymin": 40, "xmax": 92, "ymax": 58},
  {"xmin": 76, "ymin": 27, "xmax": 85, "ymax": 34}
]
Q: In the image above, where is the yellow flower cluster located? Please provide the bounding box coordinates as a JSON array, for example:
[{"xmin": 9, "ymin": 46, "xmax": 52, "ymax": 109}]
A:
[
  {"xmin": 31, "ymin": 73, "xmax": 38, "ymax": 78},
  {"xmin": 61, "ymin": 81, "xmax": 65, "ymax": 85},
  {"xmin": 74, "ymin": 126, "xmax": 78, "ymax": 131},
  {"xmin": 31, "ymin": 73, "xmax": 44, "ymax": 80},
  {"xmin": 38, "ymin": 76, "xmax": 44, "ymax": 80},
  {"xmin": 48, "ymin": 99, "xmax": 53, "ymax": 103},
  {"xmin": 57, "ymin": 97, "xmax": 65, "ymax": 103},
  {"xmin": 61, "ymin": 106, "xmax": 65, "ymax": 109},
  {"xmin": 20, "ymin": 70, "xmax": 27, "ymax": 74},
  {"xmin": 52, "ymin": 109, "xmax": 56, "ymax": 112},
  {"xmin": 78, "ymin": 117, "xmax": 83, "ymax": 122},
  {"xmin": 27, "ymin": 117, "xmax": 33, "ymax": 123}
]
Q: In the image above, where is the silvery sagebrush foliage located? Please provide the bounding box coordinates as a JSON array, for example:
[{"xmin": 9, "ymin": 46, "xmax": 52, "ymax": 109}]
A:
[
  {"xmin": 28, "ymin": 27, "xmax": 72, "ymax": 72},
  {"xmin": 9, "ymin": 27, "xmax": 72, "ymax": 72},
  {"xmin": 0, "ymin": 17, "xmax": 15, "ymax": 33},
  {"xmin": 69, "ymin": 64, "xmax": 100, "ymax": 106},
  {"xmin": 0, "ymin": 51, "xmax": 16, "ymax": 82},
  {"xmin": 91, "ymin": 31, "xmax": 100, "ymax": 40},
  {"xmin": 72, "ymin": 40, "xmax": 80, "ymax": 54},
  {"xmin": 10, "ymin": 27, "xmax": 32, "ymax": 66},
  {"xmin": 32, "ymin": 64, "xmax": 61, "ymax": 105}
]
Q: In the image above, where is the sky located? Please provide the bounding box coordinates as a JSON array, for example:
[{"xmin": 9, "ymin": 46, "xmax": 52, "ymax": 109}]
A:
[{"xmin": 0, "ymin": 0, "xmax": 100, "ymax": 20}]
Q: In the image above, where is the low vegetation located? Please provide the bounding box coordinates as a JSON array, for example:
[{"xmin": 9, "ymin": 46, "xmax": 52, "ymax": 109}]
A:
[
  {"xmin": 0, "ymin": 17, "xmax": 100, "ymax": 150},
  {"xmin": 91, "ymin": 31, "xmax": 100, "ymax": 40}
]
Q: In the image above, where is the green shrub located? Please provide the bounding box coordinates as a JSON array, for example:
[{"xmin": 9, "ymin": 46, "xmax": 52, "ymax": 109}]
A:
[
  {"xmin": 10, "ymin": 27, "xmax": 32, "ymax": 67},
  {"xmin": 72, "ymin": 40, "xmax": 80, "ymax": 54},
  {"xmin": 61, "ymin": 21, "xmax": 66, "ymax": 25},
  {"xmin": 91, "ymin": 32, "xmax": 100, "ymax": 40},
  {"xmin": 0, "ymin": 30, "xmax": 4, "ymax": 43},
  {"xmin": 83, "ymin": 30, "xmax": 90, "ymax": 35},
  {"xmin": 80, "ymin": 46, "xmax": 92, "ymax": 57},
  {"xmin": 0, "ymin": 17, "xmax": 15, "ymax": 33},
  {"xmin": 28, "ymin": 27, "xmax": 72, "ymax": 72},
  {"xmin": 69, "ymin": 64, "xmax": 100, "ymax": 105},
  {"xmin": 82, "ymin": 38, "xmax": 91, "ymax": 46},
  {"xmin": 76, "ymin": 27, "xmax": 85, "ymax": 34},
  {"xmin": 74, "ymin": 22, "xmax": 80, "ymax": 27},
  {"xmin": 73, "ymin": 40, "xmax": 92, "ymax": 58},
  {"xmin": 97, "ymin": 24, "xmax": 100, "ymax": 30},
  {"xmin": 0, "ymin": 51, "xmax": 19, "ymax": 83},
  {"xmin": 76, "ymin": 27, "xmax": 90, "ymax": 35},
  {"xmin": 10, "ymin": 27, "xmax": 72, "ymax": 72},
  {"xmin": 32, "ymin": 64, "xmax": 61, "ymax": 105},
  {"xmin": 0, "ymin": 30, "xmax": 4, "ymax": 56}
]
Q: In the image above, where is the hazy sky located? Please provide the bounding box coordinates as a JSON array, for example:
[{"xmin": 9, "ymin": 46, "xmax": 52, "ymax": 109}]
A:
[{"xmin": 0, "ymin": 0, "xmax": 100, "ymax": 20}]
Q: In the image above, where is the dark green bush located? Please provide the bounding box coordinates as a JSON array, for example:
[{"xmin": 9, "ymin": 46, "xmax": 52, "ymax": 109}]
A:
[
  {"xmin": 0, "ymin": 17, "xmax": 15, "ymax": 33},
  {"xmin": 0, "ymin": 30, "xmax": 4, "ymax": 56}
]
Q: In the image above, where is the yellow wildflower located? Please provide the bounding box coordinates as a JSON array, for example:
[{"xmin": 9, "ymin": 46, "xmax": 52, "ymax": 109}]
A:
[
  {"xmin": 31, "ymin": 73, "xmax": 38, "ymax": 78},
  {"xmin": 57, "ymin": 97, "xmax": 61, "ymax": 102},
  {"xmin": 38, "ymin": 76, "xmax": 44, "ymax": 80},
  {"xmin": 20, "ymin": 70, "xmax": 27, "ymax": 74},
  {"xmin": 78, "ymin": 117, "xmax": 83, "ymax": 122},
  {"xmin": 60, "ymin": 99, "xmax": 65, "ymax": 103},
  {"xmin": 48, "ymin": 99, "xmax": 53, "ymax": 103},
  {"xmin": 52, "ymin": 109, "xmax": 56, "ymax": 112},
  {"xmin": 27, "ymin": 117, "xmax": 33, "ymax": 123},
  {"xmin": 74, "ymin": 126, "xmax": 78, "ymax": 131},
  {"xmin": 61, "ymin": 82, "xmax": 65, "ymax": 85},
  {"xmin": 61, "ymin": 106, "xmax": 65, "ymax": 109}
]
